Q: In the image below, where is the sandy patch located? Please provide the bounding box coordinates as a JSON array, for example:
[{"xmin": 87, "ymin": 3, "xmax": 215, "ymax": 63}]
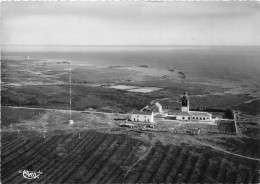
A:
[
  {"xmin": 127, "ymin": 87, "xmax": 162, "ymax": 93},
  {"xmin": 106, "ymin": 85, "xmax": 162, "ymax": 93},
  {"xmin": 108, "ymin": 85, "xmax": 138, "ymax": 90},
  {"xmin": 3, "ymin": 83, "xmax": 23, "ymax": 87},
  {"xmin": 111, "ymin": 66, "xmax": 179, "ymax": 79}
]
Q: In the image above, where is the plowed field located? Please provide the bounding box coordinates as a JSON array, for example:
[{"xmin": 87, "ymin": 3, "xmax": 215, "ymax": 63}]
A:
[{"xmin": 1, "ymin": 130, "xmax": 259, "ymax": 183}]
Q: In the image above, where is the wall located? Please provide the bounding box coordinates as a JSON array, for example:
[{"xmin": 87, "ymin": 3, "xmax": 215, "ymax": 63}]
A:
[
  {"xmin": 177, "ymin": 115, "xmax": 213, "ymax": 122},
  {"xmin": 176, "ymin": 115, "xmax": 190, "ymax": 121},
  {"xmin": 191, "ymin": 116, "xmax": 211, "ymax": 121},
  {"xmin": 151, "ymin": 105, "xmax": 162, "ymax": 113},
  {"xmin": 181, "ymin": 107, "xmax": 189, "ymax": 112},
  {"xmin": 131, "ymin": 114, "xmax": 154, "ymax": 123}
]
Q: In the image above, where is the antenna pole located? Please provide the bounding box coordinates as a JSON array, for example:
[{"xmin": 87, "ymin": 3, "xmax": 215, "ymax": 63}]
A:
[
  {"xmin": 70, "ymin": 67, "xmax": 72, "ymax": 119},
  {"xmin": 68, "ymin": 66, "xmax": 74, "ymax": 125}
]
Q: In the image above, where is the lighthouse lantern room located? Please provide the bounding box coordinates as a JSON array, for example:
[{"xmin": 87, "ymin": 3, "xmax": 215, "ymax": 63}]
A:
[{"xmin": 181, "ymin": 92, "xmax": 189, "ymax": 112}]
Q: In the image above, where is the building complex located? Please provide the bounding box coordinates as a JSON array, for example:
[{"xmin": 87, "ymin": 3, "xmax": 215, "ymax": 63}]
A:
[{"xmin": 131, "ymin": 92, "xmax": 214, "ymax": 124}]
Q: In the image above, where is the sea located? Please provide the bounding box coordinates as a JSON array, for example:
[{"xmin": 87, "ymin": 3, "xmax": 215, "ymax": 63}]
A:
[{"xmin": 2, "ymin": 46, "xmax": 260, "ymax": 83}]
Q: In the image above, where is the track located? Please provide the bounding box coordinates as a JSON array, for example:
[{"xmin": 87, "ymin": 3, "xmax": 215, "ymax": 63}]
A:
[{"xmin": 191, "ymin": 138, "xmax": 260, "ymax": 162}]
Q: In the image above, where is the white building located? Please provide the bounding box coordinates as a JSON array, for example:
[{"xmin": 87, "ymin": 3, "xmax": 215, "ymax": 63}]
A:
[
  {"xmin": 176, "ymin": 111, "xmax": 212, "ymax": 122},
  {"xmin": 176, "ymin": 111, "xmax": 192, "ymax": 121},
  {"xmin": 150, "ymin": 101, "xmax": 163, "ymax": 113},
  {"xmin": 131, "ymin": 111, "xmax": 154, "ymax": 123},
  {"xmin": 176, "ymin": 92, "xmax": 213, "ymax": 122}
]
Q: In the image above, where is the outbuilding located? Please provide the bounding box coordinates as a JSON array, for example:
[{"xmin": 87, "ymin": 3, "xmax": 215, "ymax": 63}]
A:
[
  {"xmin": 176, "ymin": 111, "xmax": 192, "ymax": 121},
  {"xmin": 176, "ymin": 111, "xmax": 212, "ymax": 122},
  {"xmin": 131, "ymin": 111, "xmax": 154, "ymax": 123},
  {"xmin": 150, "ymin": 101, "xmax": 163, "ymax": 113},
  {"xmin": 189, "ymin": 111, "xmax": 212, "ymax": 122}
]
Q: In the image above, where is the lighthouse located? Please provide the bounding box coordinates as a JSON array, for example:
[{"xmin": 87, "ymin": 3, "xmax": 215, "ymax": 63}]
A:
[
  {"xmin": 181, "ymin": 92, "xmax": 189, "ymax": 112},
  {"xmin": 177, "ymin": 91, "xmax": 213, "ymax": 122}
]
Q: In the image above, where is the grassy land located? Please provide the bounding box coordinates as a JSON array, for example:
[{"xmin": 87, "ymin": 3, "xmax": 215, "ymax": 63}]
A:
[
  {"xmin": 1, "ymin": 107, "xmax": 113, "ymax": 131},
  {"xmin": 1, "ymin": 57, "xmax": 260, "ymax": 183}
]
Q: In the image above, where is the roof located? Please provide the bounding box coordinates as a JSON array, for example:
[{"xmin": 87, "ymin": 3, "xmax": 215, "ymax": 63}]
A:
[
  {"xmin": 132, "ymin": 110, "xmax": 153, "ymax": 115},
  {"xmin": 177, "ymin": 111, "xmax": 212, "ymax": 117},
  {"xmin": 189, "ymin": 111, "xmax": 211, "ymax": 117},
  {"xmin": 159, "ymin": 101, "xmax": 181, "ymax": 107},
  {"xmin": 150, "ymin": 100, "xmax": 161, "ymax": 105},
  {"xmin": 154, "ymin": 102, "xmax": 162, "ymax": 107},
  {"xmin": 177, "ymin": 111, "xmax": 192, "ymax": 116}
]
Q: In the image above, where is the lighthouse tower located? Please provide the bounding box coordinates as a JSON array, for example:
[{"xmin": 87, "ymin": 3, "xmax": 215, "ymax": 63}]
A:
[{"xmin": 181, "ymin": 92, "xmax": 189, "ymax": 112}]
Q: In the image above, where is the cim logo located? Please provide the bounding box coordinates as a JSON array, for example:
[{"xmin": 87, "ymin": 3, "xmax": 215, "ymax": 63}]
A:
[{"xmin": 19, "ymin": 169, "xmax": 43, "ymax": 179}]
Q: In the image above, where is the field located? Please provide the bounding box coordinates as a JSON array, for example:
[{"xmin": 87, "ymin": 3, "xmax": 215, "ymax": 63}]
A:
[
  {"xmin": 1, "ymin": 130, "xmax": 259, "ymax": 183},
  {"xmin": 1, "ymin": 107, "xmax": 114, "ymax": 132},
  {"xmin": 2, "ymin": 57, "xmax": 256, "ymax": 114},
  {"xmin": 1, "ymin": 55, "xmax": 260, "ymax": 183}
]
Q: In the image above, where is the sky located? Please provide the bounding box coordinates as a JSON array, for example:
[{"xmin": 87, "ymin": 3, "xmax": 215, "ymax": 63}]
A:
[{"xmin": 1, "ymin": 1, "xmax": 260, "ymax": 49}]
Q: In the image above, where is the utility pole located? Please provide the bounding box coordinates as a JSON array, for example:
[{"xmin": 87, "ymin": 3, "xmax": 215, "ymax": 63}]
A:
[{"xmin": 70, "ymin": 67, "xmax": 72, "ymax": 119}]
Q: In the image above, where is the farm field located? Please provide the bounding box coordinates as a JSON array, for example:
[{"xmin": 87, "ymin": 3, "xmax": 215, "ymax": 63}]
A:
[{"xmin": 1, "ymin": 130, "xmax": 260, "ymax": 184}]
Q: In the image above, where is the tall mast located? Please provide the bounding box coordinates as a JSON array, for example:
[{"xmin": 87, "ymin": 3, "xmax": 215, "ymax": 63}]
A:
[
  {"xmin": 68, "ymin": 66, "xmax": 73, "ymax": 125},
  {"xmin": 70, "ymin": 67, "xmax": 72, "ymax": 119}
]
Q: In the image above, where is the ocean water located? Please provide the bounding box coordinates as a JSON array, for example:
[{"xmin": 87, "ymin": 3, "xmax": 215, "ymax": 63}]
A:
[{"xmin": 3, "ymin": 46, "xmax": 260, "ymax": 83}]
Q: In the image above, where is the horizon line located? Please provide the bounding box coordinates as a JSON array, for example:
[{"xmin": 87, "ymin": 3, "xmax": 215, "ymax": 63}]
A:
[{"xmin": 3, "ymin": 44, "xmax": 260, "ymax": 47}]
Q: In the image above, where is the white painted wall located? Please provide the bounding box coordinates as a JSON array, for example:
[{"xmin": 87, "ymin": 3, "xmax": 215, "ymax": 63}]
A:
[
  {"xmin": 151, "ymin": 104, "xmax": 162, "ymax": 113},
  {"xmin": 176, "ymin": 115, "xmax": 190, "ymax": 121},
  {"xmin": 181, "ymin": 107, "xmax": 189, "ymax": 112},
  {"xmin": 191, "ymin": 115, "xmax": 212, "ymax": 121},
  {"xmin": 131, "ymin": 113, "xmax": 154, "ymax": 123},
  {"xmin": 177, "ymin": 114, "xmax": 212, "ymax": 121}
]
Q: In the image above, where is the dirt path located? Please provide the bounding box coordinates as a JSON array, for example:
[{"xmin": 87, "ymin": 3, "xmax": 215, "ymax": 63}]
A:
[
  {"xmin": 243, "ymin": 98, "xmax": 260, "ymax": 104},
  {"xmin": 123, "ymin": 145, "xmax": 154, "ymax": 179},
  {"xmin": 191, "ymin": 138, "xmax": 260, "ymax": 162}
]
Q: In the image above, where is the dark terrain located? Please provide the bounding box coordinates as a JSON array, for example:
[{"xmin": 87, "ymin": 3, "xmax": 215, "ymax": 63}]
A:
[
  {"xmin": 1, "ymin": 130, "xmax": 260, "ymax": 184},
  {"xmin": 1, "ymin": 56, "xmax": 260, "ymax": 183}
]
